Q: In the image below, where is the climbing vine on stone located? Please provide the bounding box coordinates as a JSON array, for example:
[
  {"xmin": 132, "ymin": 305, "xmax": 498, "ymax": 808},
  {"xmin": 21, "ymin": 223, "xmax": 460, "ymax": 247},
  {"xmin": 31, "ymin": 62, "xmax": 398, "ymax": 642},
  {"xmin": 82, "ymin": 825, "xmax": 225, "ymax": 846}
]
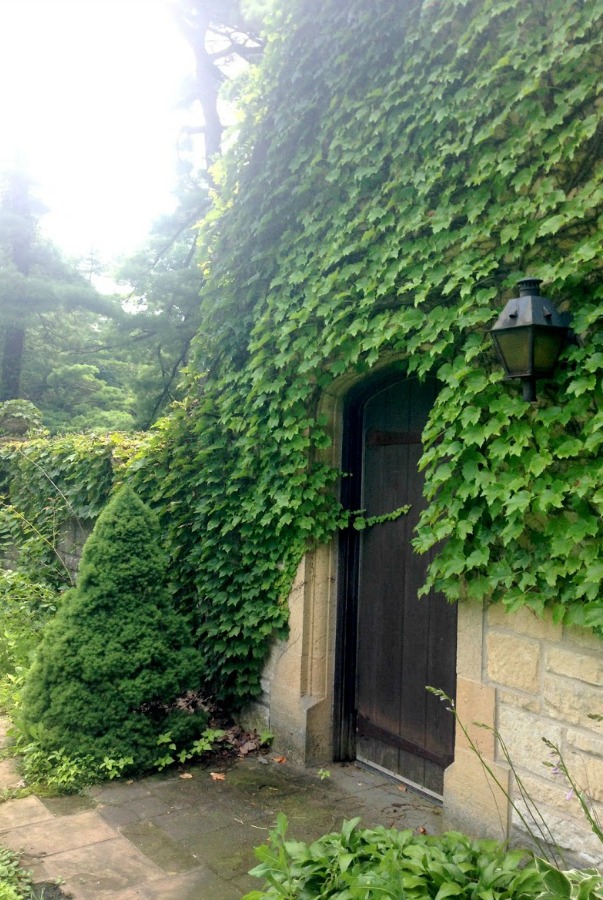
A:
[
  {"xmin": 0, "ymin": 432, "xmax": 140, "ymax": 586},
  {"xmin": 122, "ymin": 0, "xmax": 603, "ymax": 708}
]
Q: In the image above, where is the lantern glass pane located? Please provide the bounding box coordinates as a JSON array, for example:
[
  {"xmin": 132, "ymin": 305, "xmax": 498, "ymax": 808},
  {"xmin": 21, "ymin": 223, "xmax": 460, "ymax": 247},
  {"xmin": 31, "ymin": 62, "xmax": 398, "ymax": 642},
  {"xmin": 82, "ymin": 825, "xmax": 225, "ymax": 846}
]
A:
[
  {"xmin": 493, "ymin": 329, "xmax": 530, "ymax": 376},
  {"xmin": 533, "ymin": 328, "xmax": 565, "ymax": 376}
]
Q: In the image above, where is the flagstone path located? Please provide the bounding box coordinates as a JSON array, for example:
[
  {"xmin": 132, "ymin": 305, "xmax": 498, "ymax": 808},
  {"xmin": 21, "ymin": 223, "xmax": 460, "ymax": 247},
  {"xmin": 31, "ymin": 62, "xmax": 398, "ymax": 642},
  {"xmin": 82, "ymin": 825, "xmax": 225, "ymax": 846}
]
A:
[{"xmin": 0, "ymin": 722, "xmax": 442, "ymax": 899}]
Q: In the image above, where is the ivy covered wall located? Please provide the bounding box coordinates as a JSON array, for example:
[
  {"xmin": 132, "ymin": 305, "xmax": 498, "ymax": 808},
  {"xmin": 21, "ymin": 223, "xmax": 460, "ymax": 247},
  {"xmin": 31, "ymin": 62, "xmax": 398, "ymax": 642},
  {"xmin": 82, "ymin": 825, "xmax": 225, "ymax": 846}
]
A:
[
  {"xmin": 0, "ymin": 433, "xmax": 139, "ymax": 586},
  {"xmin": 127, "ymin": 0, "xmax": 603, "ymax": 707},
  {"xmin": 4, "ymin": 0, "xmax": 601, "ymax": 710}
]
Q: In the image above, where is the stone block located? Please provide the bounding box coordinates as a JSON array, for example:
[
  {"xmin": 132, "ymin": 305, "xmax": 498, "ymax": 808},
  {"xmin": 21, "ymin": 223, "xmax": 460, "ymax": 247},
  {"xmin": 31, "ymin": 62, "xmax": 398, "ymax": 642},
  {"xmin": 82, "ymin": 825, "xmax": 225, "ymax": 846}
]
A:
[
  {"xmin": 456, "ymin": 601, "xmax": 484, "ymax": 680},
  {"xmin": 237, "ymin": 701, "xmax": 270, "ymax": 735},
  {"xmin": 546, "ymin": 645, "xmax": 603, "ymax": 687},
  {"xmin": 443, "ymin": 746, "xmax": 510, "ymax": 841},
  {"xmin": 563, "ymin": 749, "xmax": 603, "ymax": 803},
  {"xmin": 497, "ymin": 705, "xmax": 563, "ymax": 776},
  {"xmin": 566, "ymin": 729, "xmax": 603, "ymax": 758},
  {"xmin": 272, "ymin": 641, "xmax": 303, "ymax": 694},
  {"xmin": 486, "ymin": 632, "xmax": 541, "ymax": 693},
  {"xmin": 454, "ymin": 677, "xmax": 496, "ymax": 757},
  {"xmin": 497, "ymin": 689, "xmax": 540, "ymax": 714},
  {"xmin": 543, "ymin": 677, "xmax": 603, "ymax": 731},
  {"xmin": 487, "ymin": 605, "xmax": 562, "ymax": 641},
  {"xmin": 508, "ymin": 770, "xmax": 603, "ymax": 867},
  {"xmin": 562, "ymin": 625, "xmax": 603, "ymax": 652}
]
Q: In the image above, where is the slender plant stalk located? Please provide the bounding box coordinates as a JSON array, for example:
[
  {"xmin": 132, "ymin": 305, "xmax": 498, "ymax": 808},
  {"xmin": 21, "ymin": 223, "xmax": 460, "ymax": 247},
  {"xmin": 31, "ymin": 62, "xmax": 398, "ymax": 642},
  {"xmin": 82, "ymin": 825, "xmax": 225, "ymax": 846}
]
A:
[
  {"xmin": 15, "ymin": 445, "xmax": 87, "ymax": 539},
  {"xmin": 542, "ymin": 737, "xmax": 603, "ymax": 846},
  {"xmin": 4, "ymin": 505, "xmax": 74, "ymax": 585},
  {"xmin": 427, "ymin": 687, "xmax": 566, "ymax": 867}
]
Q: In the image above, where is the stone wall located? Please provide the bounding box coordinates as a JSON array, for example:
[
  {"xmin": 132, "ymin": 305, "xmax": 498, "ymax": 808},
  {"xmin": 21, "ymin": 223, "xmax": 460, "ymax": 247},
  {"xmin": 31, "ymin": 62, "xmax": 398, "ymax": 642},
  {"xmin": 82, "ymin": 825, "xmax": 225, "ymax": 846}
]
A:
[
  {"xmin": 444, "ymin": 602, "xmax": 603, "ymax": 867},
  {"xmin": 0, "ymin": 517, "xmax": 92, "ymax": 583},
  {"xmin": 56, "ymin": 518, "xmax": 93, "ymax": 581}
]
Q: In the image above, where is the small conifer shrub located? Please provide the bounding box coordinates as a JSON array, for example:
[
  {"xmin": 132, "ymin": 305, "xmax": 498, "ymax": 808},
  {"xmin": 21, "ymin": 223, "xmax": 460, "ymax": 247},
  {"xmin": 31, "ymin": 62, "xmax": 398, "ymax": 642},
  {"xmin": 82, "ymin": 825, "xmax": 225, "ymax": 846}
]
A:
[{"xmin": 21, "ymin": 486, "xmax": 205, "ymax": 772}]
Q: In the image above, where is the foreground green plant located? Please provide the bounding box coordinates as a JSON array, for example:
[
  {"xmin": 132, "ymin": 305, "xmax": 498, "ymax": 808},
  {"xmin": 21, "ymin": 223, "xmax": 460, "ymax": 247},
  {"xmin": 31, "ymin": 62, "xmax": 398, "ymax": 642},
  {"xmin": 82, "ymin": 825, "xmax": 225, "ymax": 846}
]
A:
[
  {"xmin": 244, "ymin": 814, "xmax": 544, "ymax": 899},
  {"xmin": 3, "ymin": 724, "xmax": 232, "ymax": 795},
  {"xmin": 0, "ymin": 571, "xmax": 59, "ymax": 680},
  {"xmin": 14, "ymin": 741, "xmax": 133, "ymax": 795},
  {"xmin": 0, "ymin": 574, "xmax": 61, "ymax": 727},
  {"xmin": 535, "ymin": 858, "xmax": 603, "ymax": 900},
  {"xmin": 0, "ymin": 843, "xmax": 33, "ymax": 899},
  {"xmin": 154, "ymin": 727, "xmax": 226, "ymax": 770}
]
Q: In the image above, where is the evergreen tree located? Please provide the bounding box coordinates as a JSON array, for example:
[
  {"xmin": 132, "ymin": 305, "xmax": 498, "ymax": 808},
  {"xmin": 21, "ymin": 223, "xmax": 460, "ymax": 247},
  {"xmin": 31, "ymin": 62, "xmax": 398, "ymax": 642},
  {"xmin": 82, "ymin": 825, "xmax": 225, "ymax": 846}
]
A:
[{"xmin": 21, "ymin": 486, "xmax": 205, "ymax": 771}]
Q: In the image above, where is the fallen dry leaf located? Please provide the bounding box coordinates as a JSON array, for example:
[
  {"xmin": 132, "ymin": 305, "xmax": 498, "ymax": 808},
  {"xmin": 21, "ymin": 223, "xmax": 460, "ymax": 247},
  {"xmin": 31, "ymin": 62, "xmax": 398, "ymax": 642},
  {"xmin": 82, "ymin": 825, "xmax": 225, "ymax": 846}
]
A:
[
  {"xmin": 240, "ymin": 740, "xmax": 258, "ymax": 755},
  {"xmin": 179, "ymin": 772, "xmax": 193, "ymax": 779},
  {"xmin": 210, "ymin": 772, "xmax": 226, "ymax": 781},
  {"xmin": 417, "ymin": 826, "xmax": 427, "ymax": 834},
  {"xmin": 271, "ymin": 755, "xmax": 287, "ymax": 764},
  {"xmin": 397, "ymin": 785, "xmax": 407, "ymax": 792}
]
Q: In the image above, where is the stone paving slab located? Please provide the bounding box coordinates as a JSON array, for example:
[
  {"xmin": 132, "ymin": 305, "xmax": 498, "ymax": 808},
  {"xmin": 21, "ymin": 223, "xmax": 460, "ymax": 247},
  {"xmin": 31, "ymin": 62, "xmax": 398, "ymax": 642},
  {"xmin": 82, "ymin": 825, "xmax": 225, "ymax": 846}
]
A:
[
  {"xmin": 0, "ymin": 746, "xmax": 443, "ymax": 898},
  {"xmin": 1, "ymin": 809, "xmax": 116, "ymax": 858},
  {"xmin": 0, "ymin": 758, "xmax": 22, "ymax": 789},
  {"xmin": 41, "ymin": 794, "xmax": 97, "ymax": 816},
  {"xmin": 120, "ymin": 821, "xmax": 201, "ymax": 874},
  {"xmin": 31, "ymin": 838, "xmax": 167, "ymax": 899},
  {"xmin": 0, "ymin": 795, "xmax": 54, "ymax": 829},
  {"xmin": 108, "ymin": 868, "xmax": 243, "ymax": 900}
]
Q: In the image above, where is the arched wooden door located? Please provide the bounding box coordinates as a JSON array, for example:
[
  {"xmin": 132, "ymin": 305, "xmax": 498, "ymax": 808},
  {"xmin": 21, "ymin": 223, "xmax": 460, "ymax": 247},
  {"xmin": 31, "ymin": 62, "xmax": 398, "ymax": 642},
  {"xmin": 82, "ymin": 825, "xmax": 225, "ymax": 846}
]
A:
[{"xmin": 337, "ymin": 373, "xmax": 457, "ymax": 797}]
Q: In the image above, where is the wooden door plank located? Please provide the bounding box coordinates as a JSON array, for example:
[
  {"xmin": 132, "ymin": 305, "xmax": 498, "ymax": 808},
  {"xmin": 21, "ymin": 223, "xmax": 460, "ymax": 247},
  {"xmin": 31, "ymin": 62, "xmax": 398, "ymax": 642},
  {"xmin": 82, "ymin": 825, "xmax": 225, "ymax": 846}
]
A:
[{"xmin": 352, "ymin": 375, "xmax": 456, "ymax": 797}]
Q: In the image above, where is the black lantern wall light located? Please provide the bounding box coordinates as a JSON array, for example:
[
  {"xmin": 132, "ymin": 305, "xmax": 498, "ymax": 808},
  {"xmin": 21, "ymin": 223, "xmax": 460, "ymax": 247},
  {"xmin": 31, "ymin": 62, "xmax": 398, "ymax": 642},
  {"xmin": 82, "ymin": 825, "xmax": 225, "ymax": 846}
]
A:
[{"xmin": 490, "ymin": 277, "xmax": 573, "ymax": 402}]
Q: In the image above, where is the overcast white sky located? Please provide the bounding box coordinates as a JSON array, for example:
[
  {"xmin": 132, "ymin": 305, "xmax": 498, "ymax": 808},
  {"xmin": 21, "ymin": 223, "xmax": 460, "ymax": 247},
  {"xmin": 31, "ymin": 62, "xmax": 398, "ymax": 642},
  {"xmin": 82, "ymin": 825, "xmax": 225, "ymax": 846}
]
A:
[{"xmin": 0, "ymin": 0, "xmax": 195, "ymax": 265}]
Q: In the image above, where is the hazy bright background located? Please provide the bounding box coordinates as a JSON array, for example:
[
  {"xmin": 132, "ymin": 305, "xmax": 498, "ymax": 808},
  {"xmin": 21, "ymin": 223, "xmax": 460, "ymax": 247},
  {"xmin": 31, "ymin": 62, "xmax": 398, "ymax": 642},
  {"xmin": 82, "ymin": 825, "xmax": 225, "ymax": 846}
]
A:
[{"xmin": 0, "ymin": 0, "xmax": 194, "ymax": 262}]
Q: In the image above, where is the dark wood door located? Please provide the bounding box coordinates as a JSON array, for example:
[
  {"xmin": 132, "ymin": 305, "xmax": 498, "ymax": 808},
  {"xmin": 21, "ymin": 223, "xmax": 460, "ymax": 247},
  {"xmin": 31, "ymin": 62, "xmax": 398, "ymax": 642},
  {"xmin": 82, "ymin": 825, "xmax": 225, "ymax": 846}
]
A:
[{"xmin": 351, "ymin": 376, "xmax": 456, "ymax": 797}]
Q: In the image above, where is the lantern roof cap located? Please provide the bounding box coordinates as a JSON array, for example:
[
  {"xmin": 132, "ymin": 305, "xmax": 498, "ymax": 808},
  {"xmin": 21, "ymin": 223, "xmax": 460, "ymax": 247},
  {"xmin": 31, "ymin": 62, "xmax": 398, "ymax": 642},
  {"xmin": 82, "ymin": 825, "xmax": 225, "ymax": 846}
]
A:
[{"xmin": 491, "ymin": 280, "xmax": 566, "ymax": 331}]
